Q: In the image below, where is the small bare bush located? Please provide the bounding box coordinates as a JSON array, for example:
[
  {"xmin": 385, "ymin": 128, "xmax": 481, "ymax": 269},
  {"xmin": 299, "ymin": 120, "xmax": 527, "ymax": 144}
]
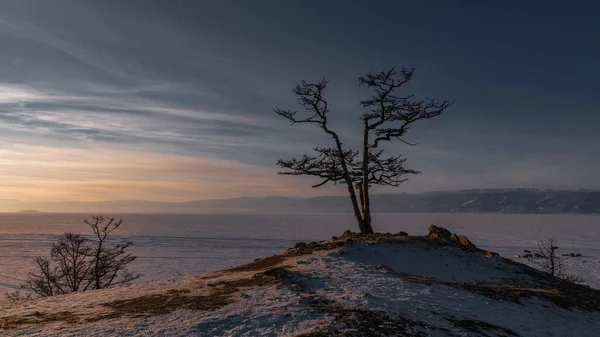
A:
[
  {"xmin": 9, "ymin": 215, "xmax": 141, "ymax": 298},
  {"xmin": 4, "ymin": 290, "xmax": 33, "ymax": 302},
  {"xmin": 536, "ymin": 238, "xmax": 582, "ymax": 283}
]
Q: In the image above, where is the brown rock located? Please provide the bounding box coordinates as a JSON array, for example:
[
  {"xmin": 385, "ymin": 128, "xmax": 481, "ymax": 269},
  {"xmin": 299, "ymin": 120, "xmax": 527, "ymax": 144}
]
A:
[
  {"xmin": 484, "ymin": 251, "xmax": 499, "ymax": 257},
  {"xmin": 292, "ymin": 242, "xmax": 307, "ymax": 249},
  {"xmin": 458, "ymin": 235, "xmax": 476, "ymax": 248},
  {"xmin": 341, "ymin": 230, "xmax": 356, "ymax": 238},
  {"xmin": 261, "ymin": 267, "xmax": 291, "ymax": 279},
  {"xmin": 395, "ymin": 231, "xmax": 409, "ymax": 237},
  {"xmin": 428, "ymin": 225, "xmax": 452, "ymax": 237},
  {"xmin": 427, "ymin": 226, "xmax": 477, "ymax": 249}
]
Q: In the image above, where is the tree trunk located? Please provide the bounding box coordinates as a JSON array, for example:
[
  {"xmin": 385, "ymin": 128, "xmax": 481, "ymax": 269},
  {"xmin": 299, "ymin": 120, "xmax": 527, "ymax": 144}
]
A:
[
  {"xmin": 360, "ymin": 121, "xmax": 374, "ymax": 234},
  {"xmin": 550, "ymin": 248, "xmax": 555, "ymax": 276},
  {"xmin": 345, "ymin": 178, "xmax": 366, "ymax": 233},
  {"xmin": 326, "ymin": 129, "xmax": 366, "ymax": 233},
  {"xmin": 93, "ymin": 238, "xmax": 103, "ymax": 290},
  {"xmin": 356, "ymin": 183, "xmax": 365, "ymax": 213}
]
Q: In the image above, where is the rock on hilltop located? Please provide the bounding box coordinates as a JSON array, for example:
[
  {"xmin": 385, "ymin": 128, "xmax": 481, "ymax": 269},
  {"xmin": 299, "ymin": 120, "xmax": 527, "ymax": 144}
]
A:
[{"xmin": 2, "ymin": 227, "xmax": 600, "ymax": 336}]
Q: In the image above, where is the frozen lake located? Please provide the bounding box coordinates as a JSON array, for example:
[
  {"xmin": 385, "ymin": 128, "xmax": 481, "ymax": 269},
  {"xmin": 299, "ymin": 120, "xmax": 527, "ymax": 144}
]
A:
[{"xmin": 1, "ymin": 213, "xmax": 599, "ymax": 296}]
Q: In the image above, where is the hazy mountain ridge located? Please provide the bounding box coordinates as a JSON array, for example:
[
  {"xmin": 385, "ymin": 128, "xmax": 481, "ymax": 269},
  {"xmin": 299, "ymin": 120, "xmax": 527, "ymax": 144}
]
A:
[{"xmin": 1, "ymin": 189, "xmax": 600, "ymax": 214}]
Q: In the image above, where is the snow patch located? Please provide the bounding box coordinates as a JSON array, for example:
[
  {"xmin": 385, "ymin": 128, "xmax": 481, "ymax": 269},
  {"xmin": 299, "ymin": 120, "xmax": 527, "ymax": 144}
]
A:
[{"xmin": 2, "ymin": 238, "xmax": 599, "ymax": 336}]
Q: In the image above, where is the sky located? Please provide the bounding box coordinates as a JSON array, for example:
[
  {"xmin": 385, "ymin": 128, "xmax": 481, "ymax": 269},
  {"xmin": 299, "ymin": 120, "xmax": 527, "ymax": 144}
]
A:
[{"xmin": 1, "ymin": 0, "xmax": 599, "ymax": 202}]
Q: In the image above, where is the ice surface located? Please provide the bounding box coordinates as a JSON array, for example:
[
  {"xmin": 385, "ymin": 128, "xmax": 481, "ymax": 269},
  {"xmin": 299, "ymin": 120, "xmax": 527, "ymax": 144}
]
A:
[{"xmin": 1, "ymin": 213, "xmax": 599, "ymax": 296}]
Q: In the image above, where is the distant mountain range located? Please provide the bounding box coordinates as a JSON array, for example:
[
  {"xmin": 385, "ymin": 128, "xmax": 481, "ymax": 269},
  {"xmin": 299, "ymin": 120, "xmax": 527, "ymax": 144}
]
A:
[{"xmin": 2, "ymin": 189, "xmax": 600, "ymax": 214}]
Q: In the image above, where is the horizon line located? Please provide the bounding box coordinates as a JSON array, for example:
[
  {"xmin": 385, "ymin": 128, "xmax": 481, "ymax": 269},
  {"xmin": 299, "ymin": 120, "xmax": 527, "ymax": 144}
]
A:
[{"xmin": 2, "ymin": 188, "xmax": 598, "ymax": 204}]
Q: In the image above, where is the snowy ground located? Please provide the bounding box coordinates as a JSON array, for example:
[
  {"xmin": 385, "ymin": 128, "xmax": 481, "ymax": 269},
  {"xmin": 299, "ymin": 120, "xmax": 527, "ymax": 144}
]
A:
[{"xmin": 2, "ymin": 233, "xmax": 599, "ymax": 336}]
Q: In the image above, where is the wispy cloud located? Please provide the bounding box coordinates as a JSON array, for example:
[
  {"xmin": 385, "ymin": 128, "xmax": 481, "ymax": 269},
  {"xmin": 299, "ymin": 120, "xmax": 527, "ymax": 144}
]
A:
[
  {"xmin": 0, "ymin": 143, "xmax": 346, "ymax": 202},
  {"xmin": 0, "ymin": 1, "xmax": 598, "ymax": 202},
  {"xmin": 0, "ymin": 10, "xmax": 334, "ymax": 201}
]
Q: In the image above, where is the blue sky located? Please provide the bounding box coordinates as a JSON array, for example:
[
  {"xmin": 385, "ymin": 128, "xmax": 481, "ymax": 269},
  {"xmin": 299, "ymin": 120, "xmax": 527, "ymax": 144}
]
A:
[{"xmin": 0, "ymin": 1, "xmax": 599, "ymax": 201}]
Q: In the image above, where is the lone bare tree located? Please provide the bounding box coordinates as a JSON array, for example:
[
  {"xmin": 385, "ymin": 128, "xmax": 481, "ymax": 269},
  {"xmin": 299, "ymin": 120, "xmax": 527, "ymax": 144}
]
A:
[
  {"xmin": 16, "ymin": 215, "xmax": 141, "ymax": 298},
  {"xmin": 275, "ymin": 68, "xmax": 453, "ymax": 233},
  {"xmin": 536, "ymin": 238, "xmax": 582, "ymax": 282}
]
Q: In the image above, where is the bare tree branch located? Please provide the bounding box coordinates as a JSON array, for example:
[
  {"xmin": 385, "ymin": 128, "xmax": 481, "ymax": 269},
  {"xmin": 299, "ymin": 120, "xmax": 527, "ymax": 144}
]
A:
[
  {"xmin": 277, "ymin": 148, "xmax": 360, "ymax": 187},
  {"xmin": 275, "ymin": 80, "xmax": 368, "ymax": 232},
  {"xmin": 358, "ymin": 68, "xmax": 454, "ymax": 149}
]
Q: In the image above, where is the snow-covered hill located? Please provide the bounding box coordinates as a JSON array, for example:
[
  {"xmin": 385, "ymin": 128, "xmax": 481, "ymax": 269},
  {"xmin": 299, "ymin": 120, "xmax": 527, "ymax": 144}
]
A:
[{"xmin": 2, "ymin": 230, "xmax": 599, "ymax": 336}]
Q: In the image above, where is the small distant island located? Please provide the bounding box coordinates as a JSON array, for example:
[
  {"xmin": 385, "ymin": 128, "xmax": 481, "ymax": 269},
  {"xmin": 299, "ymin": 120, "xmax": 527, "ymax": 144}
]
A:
[{"xmin": 19, "ymin": 210, "xmax": 42, "ymax": 213}]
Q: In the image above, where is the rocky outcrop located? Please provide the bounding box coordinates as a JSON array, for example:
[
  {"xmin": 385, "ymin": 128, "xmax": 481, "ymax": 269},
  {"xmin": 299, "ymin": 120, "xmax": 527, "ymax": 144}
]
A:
[
  {"xmin": 427, "ymin": 225, "xmax": 477, "ymax": 249},
  {"xmin": 340, "ymin": 230, "xmax": 410, "ymax": 240},
  {"xmin": 341, "ymin": 230, "xmax": 357, "ymax": 238},
  {"xmin": 562, "ymin": 253, "xmax": 583, "ymax": 257},
  {"xmin": 428, "ymin": 225, "xmax": 452, "ymax": 238},
  {"xmin": 458, "ymin": 235, "xmax": 476, "ymax": 248}
]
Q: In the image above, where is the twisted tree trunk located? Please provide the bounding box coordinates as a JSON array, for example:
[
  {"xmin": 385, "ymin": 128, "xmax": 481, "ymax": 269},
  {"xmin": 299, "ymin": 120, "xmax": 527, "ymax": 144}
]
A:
[{"xmin": 360, "ymin": 121, "xmax": 374, "ymax": 233}]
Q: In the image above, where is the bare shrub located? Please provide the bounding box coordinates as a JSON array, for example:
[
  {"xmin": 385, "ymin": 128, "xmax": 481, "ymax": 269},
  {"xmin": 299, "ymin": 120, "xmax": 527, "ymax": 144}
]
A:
[
  {"xmin": 536, "ymin": 238, "xmax": 582, "ymax": 283},
  {"xmin": 4, "ymin": 290, "xmax": 33, "ymax": 302},
  {"xmin": 9, "ymin": 215, "xmax": 141, "ymax": 298}
]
